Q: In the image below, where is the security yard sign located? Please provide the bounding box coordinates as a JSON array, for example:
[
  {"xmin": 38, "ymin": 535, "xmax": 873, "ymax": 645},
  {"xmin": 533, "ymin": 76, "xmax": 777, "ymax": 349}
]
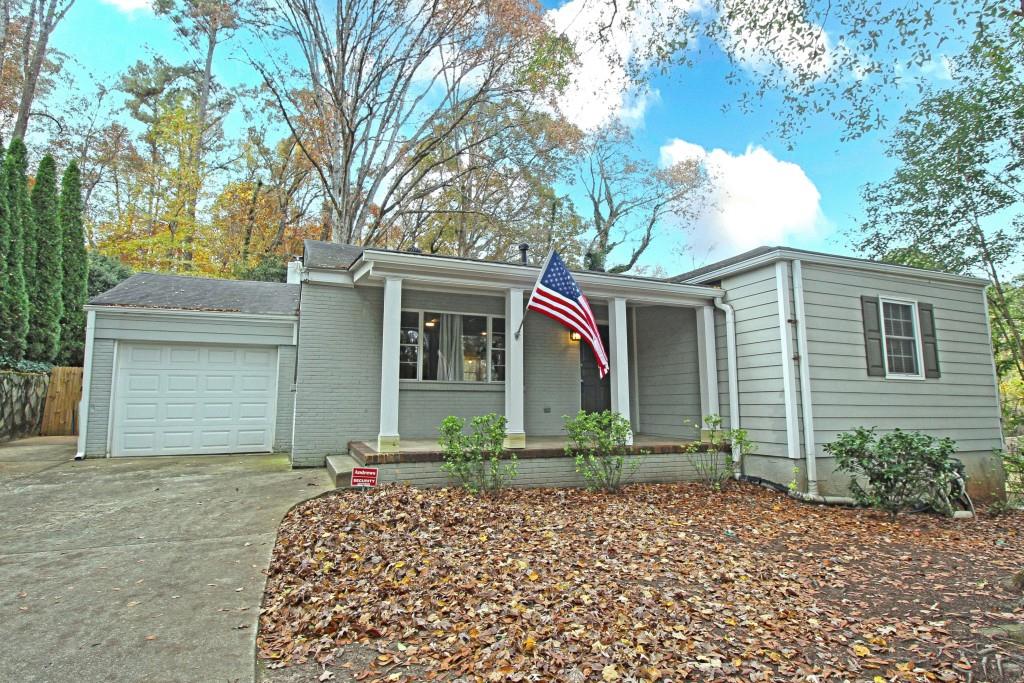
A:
[{"xmin": 350, "ymin": 467, "xmax": 379, "ymax": 488}]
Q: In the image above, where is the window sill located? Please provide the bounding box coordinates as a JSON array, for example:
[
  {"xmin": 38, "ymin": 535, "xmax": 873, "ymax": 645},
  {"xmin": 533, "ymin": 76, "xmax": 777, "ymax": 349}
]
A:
[{"xmin": 400, "ymin": 380, "xmax": 504, "ymax": 392}]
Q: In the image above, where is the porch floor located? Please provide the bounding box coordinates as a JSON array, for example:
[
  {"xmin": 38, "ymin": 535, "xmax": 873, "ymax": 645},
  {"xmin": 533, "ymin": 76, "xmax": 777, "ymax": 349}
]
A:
[{"xmin": 349, "ymin": 434, "xmax": 700, "ymax": 465}]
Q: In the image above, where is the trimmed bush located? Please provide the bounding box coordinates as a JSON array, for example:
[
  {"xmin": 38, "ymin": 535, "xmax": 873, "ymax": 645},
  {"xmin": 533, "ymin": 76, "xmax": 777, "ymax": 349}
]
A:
[
  {"xmin": 825, "ymin": 427, "xmax": 961, "ymax": 517},
  {"xmin": 682, "ymin": 414, "xmax": 753, "ymax": 491},
  {"xmin": 439, "ymin": 413, "xmax": 517, "ymax": 494},
  {"xmin": 564, "ymin": 410, "xmax": 638, "ymax": 492},
  {"xmin": 58, "ymin": 161, "xmax": 87, "ymax": 366},
  {"xmin": 26, "ymin": 154, "xmax": 63, "ymax": 363},
  {"xmin": 0, "ymin": 139, "xmax": 30, "ymax": 359}
]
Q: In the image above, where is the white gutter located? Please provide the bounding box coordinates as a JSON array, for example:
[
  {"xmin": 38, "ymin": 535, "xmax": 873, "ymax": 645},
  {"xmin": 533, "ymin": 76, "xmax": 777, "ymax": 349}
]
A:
[
  {"xmin": 75, "ymin": 309, "xmax": 96, "ymax": 460},
  {"xmin": 714, "ymin": 297, "xmax": 741, "ymax": 475},
  {"xmin": 791, "ymin": 260, "xmax": 819, "ymax": 496}
]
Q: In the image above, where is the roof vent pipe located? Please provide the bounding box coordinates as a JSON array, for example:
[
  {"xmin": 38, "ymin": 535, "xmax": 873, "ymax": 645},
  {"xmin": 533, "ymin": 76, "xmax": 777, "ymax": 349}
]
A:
[{"xmin": 518, "ymin": 243, "xmax": 529, "ymax": 265}]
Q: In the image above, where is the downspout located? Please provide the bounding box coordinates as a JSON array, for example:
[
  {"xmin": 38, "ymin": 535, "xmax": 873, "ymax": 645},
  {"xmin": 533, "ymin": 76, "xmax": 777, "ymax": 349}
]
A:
[
  {"xmin": 791, "ymin": 260, "xmax": 819, "ymax": 496},
  {"xmin": 75, "ymin": 309, "xmax": 97, "ymax": 460},
  {"xmin": 713, "ymin": 296, "xmax": 741, "ymax": 477}
]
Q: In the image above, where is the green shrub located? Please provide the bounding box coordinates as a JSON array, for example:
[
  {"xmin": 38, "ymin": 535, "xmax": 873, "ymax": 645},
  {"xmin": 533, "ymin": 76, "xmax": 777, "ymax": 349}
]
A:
[
  {"xmin": 564, "ymin": 410, "xmax": 639, "ymax": 492},
  {"xmin": 438, "ymin": 413, "xmax": 517, "ymax": 494},
  {"xmin": 0, "ymin": 354, "xmax": 52, "ymax": 374},
  {"xmin": 825, "ymin": 427, "xmax": 960, "ymax": 518},
  {"xmin": 1001, "ymin": 449, "xmax": 1023, "ymax": 505},
  {"xmin": 682, "ymin": 414, "xmax": 753, "ymax": 491}
]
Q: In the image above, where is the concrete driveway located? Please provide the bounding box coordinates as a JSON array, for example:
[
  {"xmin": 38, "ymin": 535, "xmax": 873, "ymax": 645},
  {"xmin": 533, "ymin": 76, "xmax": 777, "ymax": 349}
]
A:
[{"xmin": 0, "ymin": 437, "xmax": 331, "ymax": 683}]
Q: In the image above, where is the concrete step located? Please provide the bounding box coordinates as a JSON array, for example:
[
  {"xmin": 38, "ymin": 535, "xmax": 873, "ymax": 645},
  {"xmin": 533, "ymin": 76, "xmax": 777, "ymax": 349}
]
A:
[{"xmin": 326, "ymin": 453, "xmax": 362, "ymax": 488}]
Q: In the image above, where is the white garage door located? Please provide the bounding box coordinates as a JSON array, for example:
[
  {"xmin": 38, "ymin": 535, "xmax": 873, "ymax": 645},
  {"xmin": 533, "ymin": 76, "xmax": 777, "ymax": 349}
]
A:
[{"xmin": 112, "ymin": 343, "xmax": 278, "ymax": 457}]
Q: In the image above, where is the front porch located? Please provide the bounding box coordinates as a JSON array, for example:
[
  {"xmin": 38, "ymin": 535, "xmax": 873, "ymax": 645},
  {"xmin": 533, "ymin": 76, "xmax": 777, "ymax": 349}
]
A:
[
  {"xmin": 367, "ymin": 261, "xmax": 727, "ymax": 455},
  {"xmin": 328, "ymin": 434, "xmax": 725, "ymax": 489}
]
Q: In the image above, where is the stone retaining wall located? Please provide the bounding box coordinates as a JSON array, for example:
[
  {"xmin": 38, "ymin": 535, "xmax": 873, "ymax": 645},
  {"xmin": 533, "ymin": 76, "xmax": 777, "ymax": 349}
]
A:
[{"xmin": 0, "ymin": 371, "xmax": 50, "ymax": 443}]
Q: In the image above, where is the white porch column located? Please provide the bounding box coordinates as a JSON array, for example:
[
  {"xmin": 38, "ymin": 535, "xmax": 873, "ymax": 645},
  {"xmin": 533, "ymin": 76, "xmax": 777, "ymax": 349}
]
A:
[
  {"xmin": 608, "ymin": 297, "xmax": 631, "ymax": 425},
  {"xmin": 504, "ymin": 288, "xmax": 526, "ymax": 448},
  {"xmin": 695, "ymin": 305, "xmax": 720, "ymax": 431},
  {"xmin": 377, "ymin": 276, "xmax": 402, "ymax": 452}
]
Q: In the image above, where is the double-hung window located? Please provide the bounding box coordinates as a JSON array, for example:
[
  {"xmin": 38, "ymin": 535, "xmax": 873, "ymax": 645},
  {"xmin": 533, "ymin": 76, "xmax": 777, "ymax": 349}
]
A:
[
  {"xmin": 400, "ymin": 311, "xmax": 506, "ymax": 383},
  {"xmin": 880, "ymin": 299, "xmax": 924, "ymax": 378}
]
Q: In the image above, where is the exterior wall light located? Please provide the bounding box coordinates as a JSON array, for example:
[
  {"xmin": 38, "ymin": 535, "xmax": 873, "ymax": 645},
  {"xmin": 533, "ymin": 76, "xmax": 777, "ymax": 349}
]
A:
[{"xmin": 569, "ymin": 331, "xmax": 582, "ymax": 342}]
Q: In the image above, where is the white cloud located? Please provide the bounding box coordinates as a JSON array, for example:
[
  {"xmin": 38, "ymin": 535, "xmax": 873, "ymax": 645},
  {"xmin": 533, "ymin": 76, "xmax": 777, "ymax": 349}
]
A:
[
  {"xmin": 545, "ymin": 0, "xmax": 699, "ymax": 131},
  {"xmin": 660, "ymin": 138, "xmax": 826, "ymax": 254},
  {"xmin": 100, "ymin": 0, "xmax": 152, "ymax": 14}
]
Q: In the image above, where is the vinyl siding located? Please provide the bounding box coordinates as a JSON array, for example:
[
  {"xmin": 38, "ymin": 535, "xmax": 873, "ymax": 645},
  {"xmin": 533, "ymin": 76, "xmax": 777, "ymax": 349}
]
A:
[
  {"xmin": 800, "ymin": 263, "xmax": 1002, "ymax": 454},
  {"xmin": 719, "ymin": 266, "xmax": 788, "ymax": 457},
  {"xmin": 84, "ymin": 338, "xmax": 115, "ymax": 457},
  {"xmin": 635, "ymin": 306, "xmax": 701, "ymax": 438},
  {"xmin": 93, "ymin": 311, "xmax": 294, "ymax": 346}
]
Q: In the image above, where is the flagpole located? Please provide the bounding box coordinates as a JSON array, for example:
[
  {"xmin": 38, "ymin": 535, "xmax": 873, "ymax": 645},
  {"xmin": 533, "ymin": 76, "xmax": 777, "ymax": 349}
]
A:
[{"xmin": 515, "ymin": 250, "xmax": 555, "ymax": 340}]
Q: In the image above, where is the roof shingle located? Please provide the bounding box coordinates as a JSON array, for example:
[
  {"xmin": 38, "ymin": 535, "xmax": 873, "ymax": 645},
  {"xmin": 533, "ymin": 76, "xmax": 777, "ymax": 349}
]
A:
[{"xmin": 88, "ymin": 273, "xmax": 299, "ymax": 316}]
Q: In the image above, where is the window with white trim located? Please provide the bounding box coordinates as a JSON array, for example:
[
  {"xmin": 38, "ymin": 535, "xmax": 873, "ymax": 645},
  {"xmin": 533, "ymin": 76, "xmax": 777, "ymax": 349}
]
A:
[
  {"xmin": 880, "ymin": 299, "xmax": 922, "ymax": 377},
  {"xmin": 400, "ymin": 311, "xmax": 505, "ymax": 383}
]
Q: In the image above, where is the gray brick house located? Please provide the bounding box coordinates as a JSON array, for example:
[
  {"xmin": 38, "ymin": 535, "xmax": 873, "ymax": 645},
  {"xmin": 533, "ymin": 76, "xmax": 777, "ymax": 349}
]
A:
[{"xmin": 77, "ymin": 241, "xmax": 1006, "ymax": 498}]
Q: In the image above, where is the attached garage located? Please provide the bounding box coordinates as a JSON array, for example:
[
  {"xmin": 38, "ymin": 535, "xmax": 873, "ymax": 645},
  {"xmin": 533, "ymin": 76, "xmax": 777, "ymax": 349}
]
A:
[
  {"xmin": 111, "ymin": 342, "xmax": 280, "ymax": 457},
  {"xmin": 78, "ymin": 274, "xmax": 299, "ymax": 459}
]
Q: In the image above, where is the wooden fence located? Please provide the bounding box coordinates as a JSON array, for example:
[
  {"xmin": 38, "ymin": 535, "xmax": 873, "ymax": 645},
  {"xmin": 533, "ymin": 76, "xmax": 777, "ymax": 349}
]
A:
[{"xmin": 40, "ymin": 366, "xmax": 83, "ymax": 436}]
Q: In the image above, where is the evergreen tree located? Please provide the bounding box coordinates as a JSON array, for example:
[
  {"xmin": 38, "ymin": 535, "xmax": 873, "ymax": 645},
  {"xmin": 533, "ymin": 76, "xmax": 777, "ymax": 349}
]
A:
[
  {"xmin": 58, "ymin": 161, "xmax": 87, "ymax": 366},
  {"xmin": 26, "ymin": 155, "xmax": 63, "ymax": 363},
  {"xmin": 0, "ymin": 139, "xmax": 30, "ymax": 360}
]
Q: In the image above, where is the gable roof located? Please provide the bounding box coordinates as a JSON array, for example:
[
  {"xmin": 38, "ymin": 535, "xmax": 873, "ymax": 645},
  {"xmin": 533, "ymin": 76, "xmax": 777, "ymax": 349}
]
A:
[
  {"xmin": 88, "ymin": 273, "xmax": 300, "ymax": 316},
  {"xmin": 669, "ymin": 246, "xmax": 777, "ymax": 283}
]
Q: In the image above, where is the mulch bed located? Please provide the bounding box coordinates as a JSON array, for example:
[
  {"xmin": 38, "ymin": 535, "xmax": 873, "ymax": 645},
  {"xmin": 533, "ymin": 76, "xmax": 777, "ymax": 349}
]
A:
[{"xmin": 258, "ymin": 483, "xmax": 1024, "ymax": 682}]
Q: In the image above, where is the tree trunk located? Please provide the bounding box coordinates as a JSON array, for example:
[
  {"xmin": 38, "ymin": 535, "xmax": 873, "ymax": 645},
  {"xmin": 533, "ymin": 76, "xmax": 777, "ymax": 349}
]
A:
[
  {"xmin": 0, "ymin": 0, "xmax": 13, "ymax": 80},
  {"xmin": 12, "ymin": 0, "xmax": 57, "ymax": 141},
  {"xmin": 976, "ymin": 227, "xmax": 1024, "ymax": 379}
]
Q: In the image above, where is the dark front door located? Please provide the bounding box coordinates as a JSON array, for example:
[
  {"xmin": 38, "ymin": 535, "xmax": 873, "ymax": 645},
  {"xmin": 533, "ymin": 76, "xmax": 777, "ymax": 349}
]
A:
[{"xmin": 580, "ymin": 325, "xmax": 611, "ymax": 413}]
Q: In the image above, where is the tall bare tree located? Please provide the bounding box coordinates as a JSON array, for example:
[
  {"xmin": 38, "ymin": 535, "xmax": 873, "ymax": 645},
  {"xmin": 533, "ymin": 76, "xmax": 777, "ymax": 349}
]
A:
[
  {"xmin": 578, "ymin": 125, "xmax": 708, "ymax": 273},
  {"xmin": 10, "ymin": 0, "xmax": 74, "ymax": 140},
  {"xmin": 249, "ymin": 0, "xmax": 569, "ymax": 245}
]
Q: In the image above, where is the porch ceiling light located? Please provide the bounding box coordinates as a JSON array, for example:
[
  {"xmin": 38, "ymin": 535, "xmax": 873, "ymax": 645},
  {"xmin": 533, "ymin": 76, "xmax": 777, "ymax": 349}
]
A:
[{"xmin": 569, "ymin": 331, "xmax": 582, "ymax": 342}]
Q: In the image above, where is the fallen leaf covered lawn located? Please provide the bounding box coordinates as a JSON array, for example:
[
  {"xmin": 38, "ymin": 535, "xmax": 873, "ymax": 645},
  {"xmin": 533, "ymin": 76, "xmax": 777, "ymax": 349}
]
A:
[{"xmin": 259, "ymin": 483, "xmax": 1023, "ymax": 682}]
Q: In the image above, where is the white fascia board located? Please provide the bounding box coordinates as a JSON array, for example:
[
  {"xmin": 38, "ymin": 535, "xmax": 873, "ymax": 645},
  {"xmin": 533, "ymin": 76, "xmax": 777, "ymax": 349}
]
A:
[
  {"xmin": 304, "ymin": 267, "xmax": 355, "ymax": 286},
  {"xmin": 84, "ymin": 305, "xmax": 298, "ymax": 323},
  {"xmin": 680, "ymin": 249, "xmax": 990, "ymax": 288},
  {"xmin": 354, "ymin": 250, "xmax": 723, "ymax": 306}
]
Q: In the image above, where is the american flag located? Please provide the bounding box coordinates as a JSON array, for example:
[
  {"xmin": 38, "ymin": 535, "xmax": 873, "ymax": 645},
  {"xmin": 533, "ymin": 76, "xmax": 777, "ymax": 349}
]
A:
[{"xmin": 525, "ymin": 251, "xmax": 609, "ymax": 378}]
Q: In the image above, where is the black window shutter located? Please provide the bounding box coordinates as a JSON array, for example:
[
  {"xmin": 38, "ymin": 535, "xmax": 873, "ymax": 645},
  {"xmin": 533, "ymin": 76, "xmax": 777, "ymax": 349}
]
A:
[
  {"xmin": 861, "ymin": 296, "xmax": 886, "ymax": 377},
  {"xmin": 918, "ymin": 303, "xmax": 941, "ymax": 378}
]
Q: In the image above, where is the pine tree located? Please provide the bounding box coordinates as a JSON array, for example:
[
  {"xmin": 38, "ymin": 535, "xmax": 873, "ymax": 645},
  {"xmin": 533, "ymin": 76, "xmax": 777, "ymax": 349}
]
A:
[
  {"xmin": 0, "ymin": 139, "xmax": 30, "ymax": 360},
  {"xmin": 26, "ymin": 154, "xmax": 63, "ymax": 363},
  {"xmin": 58, "ymin": 161, "xmax": 87, "ymax": 366}
]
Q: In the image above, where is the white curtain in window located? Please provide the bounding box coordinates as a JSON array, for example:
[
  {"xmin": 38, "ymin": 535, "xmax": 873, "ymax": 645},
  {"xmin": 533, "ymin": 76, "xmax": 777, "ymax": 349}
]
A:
[{"xmin": 438, "ymin": 314, "xmax": 463, "ymax": 381}]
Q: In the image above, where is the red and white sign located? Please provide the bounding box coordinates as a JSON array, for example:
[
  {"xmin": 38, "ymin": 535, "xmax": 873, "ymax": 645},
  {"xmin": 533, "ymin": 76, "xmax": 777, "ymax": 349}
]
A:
[{"xmin": 350, "ymin": 467, "xmax": 379, "ymax": 488}]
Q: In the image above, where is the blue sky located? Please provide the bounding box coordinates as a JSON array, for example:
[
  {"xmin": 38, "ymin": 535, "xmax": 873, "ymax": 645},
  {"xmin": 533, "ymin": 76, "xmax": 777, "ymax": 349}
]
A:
[{"xmin": 54, "ymin": 0, "xmax": 961, "ymax": 273}]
